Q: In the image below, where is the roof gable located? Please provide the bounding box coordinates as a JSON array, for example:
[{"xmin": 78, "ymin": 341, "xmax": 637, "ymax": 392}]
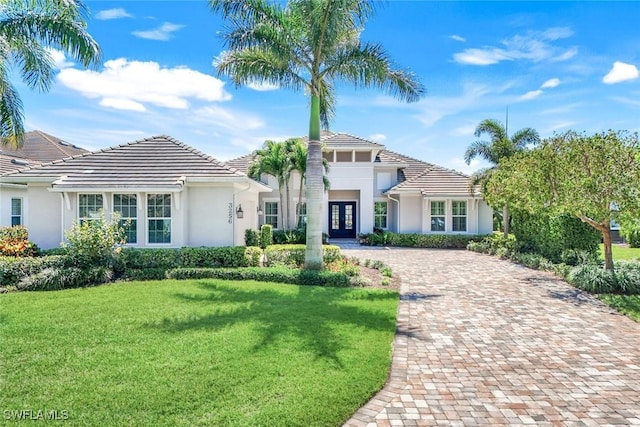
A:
[
  {"xmin": 2, "ymin": 135, "xmax": 247, "ymax": 189},
  {"xmin": 0, "ymin": 130, "xmax": 87, "ymax": 163}
]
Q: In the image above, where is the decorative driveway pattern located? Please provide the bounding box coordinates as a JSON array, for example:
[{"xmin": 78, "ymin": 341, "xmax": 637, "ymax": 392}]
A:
[{"xmin": 341, "ymin": 248, "xmax": 640, "ymax": 426}]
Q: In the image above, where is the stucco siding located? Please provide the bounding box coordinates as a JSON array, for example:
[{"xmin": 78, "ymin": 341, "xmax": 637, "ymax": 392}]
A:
[
  {"xmin": 187, "ymin": 186, "xmax": 234, "ymax": 247},
  {"xmin": 0, "ymin": 186, "xmax": 27, "ymax": 228},
  {"xmin": 478, "ymin": 201, "xmax": 494, "ymax": 234},
  {"xmin": 28, "ymin": 185, "xmax": 62, "ymax": 249},
  {"xmin": 399, "ymin": 195, "xmax": 423, "ymax": 233}
]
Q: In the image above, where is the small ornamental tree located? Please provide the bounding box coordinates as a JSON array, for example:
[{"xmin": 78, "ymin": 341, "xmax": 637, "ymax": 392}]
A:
[
  {"xmin": 486, "ymin": 130, "xmax": 640, "ymax": 271},
  {"xmin": 62, "ymin": 213, "xmax": 127, "ymax": 268}
]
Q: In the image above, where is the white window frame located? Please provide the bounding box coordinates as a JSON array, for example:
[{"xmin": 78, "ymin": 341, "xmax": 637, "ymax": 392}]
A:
[
  {"xmin": 374, "ymin": 201, "xmax": 388, "ymax": 229},
  {"xmin": 147, "ymin": 194, "xmax": 171, "ymax": 244},
  {"xmin": 264, "ymin": 200, "xmax": 279, "ymax": 229},
  {"xmin": 10, "ymin": 198, "xmax": 22, "ymax": 227},
  {"xmin": 452, "ymin": 201, "xmax": 467, "ymax": 232},
  {"xmin": 296, "ymin": 201, "xmax": 307, "ymax": 228},
  {"xmin": 78, "ymin": 194, "xmax": 103, "ymax": 224},
  {"xmin": 113, "ymin": 194, "xmax": 138, "ymax": 244},
  {"xmin": 430, "ymin": 200, "xmax": 446, "ymax": 232}
]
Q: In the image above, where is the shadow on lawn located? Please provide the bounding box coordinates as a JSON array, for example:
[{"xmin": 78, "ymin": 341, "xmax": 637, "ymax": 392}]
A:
[{"xmin": 147, "ymin": 282, "xmax": 398, "ymax": 367}]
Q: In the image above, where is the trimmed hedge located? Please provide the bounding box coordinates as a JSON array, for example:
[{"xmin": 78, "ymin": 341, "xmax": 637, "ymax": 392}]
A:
[
  {"xmin": 0, "ymin": 255, "xmax": 66, "ymax": 287},
  {"xmin": 167, "ymin": 267, "xmax": 351, "ymax": 287},
  {"xmin": 16, "ymin": 267, "xmax": 113, "ymax": 291},
  {"xmin": 264, "ymin": 244, "xmax": 342, "ymax": 267},
  {"xmin": 359, "ymin": 232, "xmax": 488, "ymax": 248},
  {"xmin": 119, "ymin": 246, "xmax": 260, "ymax": 270},
  {"xmin": 568, "ymin": 262, "xmax": 640, "ymax": 295}
]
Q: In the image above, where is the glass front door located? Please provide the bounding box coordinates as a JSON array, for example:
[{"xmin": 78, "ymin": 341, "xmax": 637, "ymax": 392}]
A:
[{"xmin": 328, "ymin": 202, "xmax": 356, "ymax": 238}]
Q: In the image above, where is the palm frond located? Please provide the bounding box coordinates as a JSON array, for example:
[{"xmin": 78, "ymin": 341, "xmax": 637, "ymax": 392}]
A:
[
  {"xmin": 323, "ymin": 41, "xmax": 424, "ymax": 103},
  {"xmin": 510, "ymin": 127, "xmax": 540, "ymax": 149},
  {"xmin": 474, "ymin": 118, "xmax": 507, "ymax": 142},
  {"xmin": 464, "ymin": 140, "xmax": 495, "ymax": 165},
  {"xmin": 0, "ymin": 75, "xmax": 25, "ymax": 146}
]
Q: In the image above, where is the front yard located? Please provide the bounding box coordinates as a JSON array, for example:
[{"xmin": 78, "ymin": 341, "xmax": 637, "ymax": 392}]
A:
[{"xmin": 1, "ymin": 279, "xmax": 398, "ymax": 426}]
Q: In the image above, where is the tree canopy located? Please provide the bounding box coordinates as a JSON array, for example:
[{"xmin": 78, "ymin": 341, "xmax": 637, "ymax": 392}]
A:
[{"xmin": 486, "ymin": 130, "xmax": 640, "ymax": 270}]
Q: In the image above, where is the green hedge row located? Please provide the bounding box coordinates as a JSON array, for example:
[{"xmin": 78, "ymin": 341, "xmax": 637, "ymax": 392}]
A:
[
  {"xmin": 264, "ymin": 244, "xmax": 342, "ymax": 267},
  {"xmin": 0, "ymin": 255, "xmax": 66, "ymax": 287},
  {"xmin": 167, "ymin": 267, "xmax": 351, "ymax": 287},
  {"xmin": 118, "ymin": 246, "xmax": 261, "ymax": 270},
  {"xmin": 359, "ymin": 232, "xmax": 488, "ymax": 248}
]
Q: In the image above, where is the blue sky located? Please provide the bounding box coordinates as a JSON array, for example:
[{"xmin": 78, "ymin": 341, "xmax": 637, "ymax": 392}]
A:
[{"xmin": 20, "ymin": 1, "xmax": 640, "ymax": 174}]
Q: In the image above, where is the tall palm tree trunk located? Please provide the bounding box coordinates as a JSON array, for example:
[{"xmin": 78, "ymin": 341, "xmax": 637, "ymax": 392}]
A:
[{"xmin": 305, "ymin": 95, "xmax": 323, "ymax": 270}]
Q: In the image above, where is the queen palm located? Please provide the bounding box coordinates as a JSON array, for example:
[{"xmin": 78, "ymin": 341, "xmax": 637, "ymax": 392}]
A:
[
  {"xmin": 464, "ymin": 118, "xmax": 539, "ymax": 236},
  {"xmin": 248, "ymin": 140, "xmax": 292, "ymax": 229},
  {"xmin": 286, "ymin": 137, "xmax": 330, "ymax": 228},
  {"xmin": 0, "ymin": 0, "xmax": 101, "ymax": 147},
  {"xmin": 211, "ymin": 0, "xmax": 424, "ymax": 269}
]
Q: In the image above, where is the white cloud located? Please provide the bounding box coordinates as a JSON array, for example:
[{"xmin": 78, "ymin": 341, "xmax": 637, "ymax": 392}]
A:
[
  {"xmin": 453, "ymin": 27, "xmax": 576, "ymax": 66},
  {"xmin": 450, "ymin": 124, "xmax": 476, "ymax": 137},
  {"xmin": 57, "ymin": 58, "xmax": 231, "ymax": 111},
  {"xmin": 413, "ymin": 83, "xmax": 494, "ymax": 127},
  {"xmin": 95, "ymin": 8, "xmax": 132, "ymax": 20},
  {"xmin": 132, "ymin": 22, "xmax": 184, "ymax": 41},
  {"xmin": 541, "ymin": 78, "xmax": 561, "ymax": 89},
  {"xmin": 100, "ymin": 98, "xmax": 146, "ymax": 112},
  {"xmin": 369, "ymin": 133, "xmax": 387, "ymax": 142},
  {"xmin": 246, "ymin": 80, "xmax": 279, "ymax": 91},
  {"xmin": 602, "ymin": 61, "xmax": 639, "ymax": 84},
  {"xmin": 610, "ymin": 96, "xmax": 640, "ymax": 107},
  {"xmin": 47, "ymin": 48, "xmax": 73, "ymax": 69},
  {"xmin": 450, "ymin": 35, "xmax": 466, "ymax": 43},
  {"xmin": 190, "ymin": 105, "xmax": 265, "ymax": 132},
  {"xmin": 519, "ymin": 90, "xmax": 543, "ymax": 100}
]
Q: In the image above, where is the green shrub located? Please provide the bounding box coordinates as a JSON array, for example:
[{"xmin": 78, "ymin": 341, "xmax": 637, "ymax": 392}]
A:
[
  {"xmin": 264, "ymin": 244, "xmax": 342, "ymax": 267},
  {"xmin": 568, "ymin": 263, "xmax": 640, "ymax": 294},
  {"xmin": 62, "ymin": 213, "xmax": 126, "ymax": 268},
  {"xmin": 260, "ymin": 224, "xmax": 273, "ymax": 248},
  {"xmin": 0, "ymin": 256, "xmax": 66, "ymax": 288},
  {"xmin": 119, "ymin": 248, "xmax": 182, "ymax": 270},
  {"xmin": 359, "ymin": 232, "xmax": 487, "ymax": 248},
  {"xmin": 510, "ymin": 252, "xmax": 553, "ymax": 270},
  {"xmin": 244, "ymin": 246, "xmax": 262, "ymax": 267},
  {"xmin": 121, "ymin": 268, "xmax": 168, "ymax": 282},
  {"xmin": 244, "ymin": 229, "xmax": 260, "ymax": 247},
  {"xmin": 167, "ymin": 267, "xmax": 350, "ymax": 287},
  {"xmin": 119, "ymin": 247, "xmax": 254, "ymax": 272},
  {"xmin": 16, "ymin": 266, "xmax": 113, "ymax": 291},
  {"xmin": 511, "ymin": 211, "xmax": 600, "ymax": 263},
  {"xmin": 620, "ymin": 219, "xmax": 640, "ymax": 248}
]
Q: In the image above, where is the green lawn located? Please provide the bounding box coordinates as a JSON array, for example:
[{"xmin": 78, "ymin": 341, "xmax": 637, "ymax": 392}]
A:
[
  {"xmin": 599, "ymin": 295, "xmax": 640, "ymax": 322},
  {"xmin": 602, "ymin": 243, "xmax": 640, "ymax": 261},
  {"xmin": 0, "ymin": 280, "xmax": 398, "ymax": 426}
]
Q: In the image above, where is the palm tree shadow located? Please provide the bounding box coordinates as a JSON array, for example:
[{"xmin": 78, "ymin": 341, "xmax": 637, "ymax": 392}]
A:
[{"xmin": 146, "ymin": 281, "xmax": 398, "ymax": 367}]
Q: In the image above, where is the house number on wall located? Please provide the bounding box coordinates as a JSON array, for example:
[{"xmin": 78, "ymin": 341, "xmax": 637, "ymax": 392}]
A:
[{"xmin": 228, "ymin": 203, "xmax": 233, "ymax": 224}]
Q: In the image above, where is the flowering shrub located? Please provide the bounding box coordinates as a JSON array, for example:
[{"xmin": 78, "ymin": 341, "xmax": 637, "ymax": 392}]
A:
[
  {"xmin": 62, "ymin": 213, "xmax": 127, "ymax": 268},
  {"xmin": 0, "ymin": 226, "xmax": 39, "ymax": 257}
]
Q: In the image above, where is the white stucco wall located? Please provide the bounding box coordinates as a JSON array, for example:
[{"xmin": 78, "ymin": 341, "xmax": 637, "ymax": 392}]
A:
[
  {"xmin": 325, "ymin": 163, "xmax": 374, "ymax": 234},
  {"xmin": 398, "ymin": 194, "xmax": 423, "ymax": 233},
  {"xmin": 186, "ymin": 186, "xmax": 235, "ymax": 247},
  {"xmin": 28, "ymin": 185, "xmax": 62, "ymax": 249},
  {"xmin": 0, "ymin": 186, "xmax": 28, "ymax": 228},
  {"xmin": 478, "ymin": 200, "xmax": 494, "ymax": 234}
]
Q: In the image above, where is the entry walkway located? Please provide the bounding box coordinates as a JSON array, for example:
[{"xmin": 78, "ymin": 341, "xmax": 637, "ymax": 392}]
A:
[{"xmin": 339, "ymin": 248, "xmax": 640, "ymax": 426}]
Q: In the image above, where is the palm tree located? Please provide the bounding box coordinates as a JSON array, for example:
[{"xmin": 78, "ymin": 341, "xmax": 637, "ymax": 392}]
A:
[
  {"xmin": 248, "ymin": 140, "xmax": 292, "ymax": 230},
  {"xmin": 0, "ymin": 0, "xmax": 101, "ymax": 147},
  {"xmin": 286, "ymin": 138, "xmax": 330, "ymax": 228},
  {"xmin": 464, "ymin": 118, "xmax": 539, "ymax": 236},
  {"xmin": 210, "ymin": 0, "xmax": 424, "ymax": 269}
]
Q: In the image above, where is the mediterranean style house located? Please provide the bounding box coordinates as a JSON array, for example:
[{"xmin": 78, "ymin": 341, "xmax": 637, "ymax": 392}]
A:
[{"xmin": 0, "ymin": 131, "xmax": 493, "ymax": 249}]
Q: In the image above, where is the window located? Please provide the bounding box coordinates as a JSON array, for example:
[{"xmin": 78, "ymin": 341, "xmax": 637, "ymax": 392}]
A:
[
  {"xmin": 430, "ymin": 201, "xmax": 445, "ymax": 232},
  {"xmin": 297, "ymin": 202, "xmax": 307, "ymax": 227},
  {"xmin": 374, "ymin": 201, "xmax": 388, "ymax": 229},
  {"xmin": 355, "ymin": 151, "xmax": 371, "ymax": 162},
  {"xmin": 147, "ymin": 194, "xmax": 171, "ymax": 244},
  {"xmin": 336, "ymin": 151, "xmax": 352, "ymax": 162},
  {"xmin": 113, "ymin": 194, "xmax": 137, "ymax": 244},
  {"xmin": 452, "ymin": 201, "xmax": 467, "ymax": 232},
  {"xmin": 79, "ymin": 194, "xmax": 103, "ymax": 223},
  {"xmin": 377, "ymin": 172, "xmax": 391, "ymax": 191},
  {"xmin": 10, "ymin": 198, "xmax": 22, "ymax": 226},
  {"xmin": 264, "ymin": 202, "xmax": 278, "ymax": 228}
]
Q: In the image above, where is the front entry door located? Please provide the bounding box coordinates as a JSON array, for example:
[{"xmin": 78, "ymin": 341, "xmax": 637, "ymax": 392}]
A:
[{"xmin": 329, "ymin": 202, "xmax": 356, "ymax": 238}]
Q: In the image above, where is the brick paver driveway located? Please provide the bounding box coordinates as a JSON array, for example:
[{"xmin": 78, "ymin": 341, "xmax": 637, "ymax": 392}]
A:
[{"xmin": 341, "ymin": 248, "xmax": 640, "ymax": 426}]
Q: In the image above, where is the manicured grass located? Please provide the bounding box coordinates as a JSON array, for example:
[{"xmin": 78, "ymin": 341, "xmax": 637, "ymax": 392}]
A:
[
  {"xmin": 600, "ymin": 295, "xmax": 640, "ymax": 322},
  {"xmin": 0, "ymin": 280, "xmax": 398, "ymax": 426},
  {"xmin": 601, "ymin": 243, "xmax": 640, "ymax": 261}
]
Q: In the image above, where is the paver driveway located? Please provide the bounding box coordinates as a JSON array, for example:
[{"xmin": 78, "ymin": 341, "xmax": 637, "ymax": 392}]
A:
[{"xmin": 341, "ymin": 248, "xmax": 640, "ymax": 426}]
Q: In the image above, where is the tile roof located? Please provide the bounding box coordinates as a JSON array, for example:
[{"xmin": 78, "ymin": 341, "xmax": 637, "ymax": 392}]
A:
[
  {"xmin": 388, "ymin": 164, "xmax": 479, "ymax": 197},
  {"xmin": 0, "ymin": 154, "xmax": 37, "ymax": 174},
  {"xmin": 2, "ymin": 135, "xmax": 249, "ymax": 189},
  {"xmin": 0, "ymin": 130, "xmax": 87, "ymax": 163},
  {"xmin": 321, "ymin": 132, "xmax": 385, "ymax": 148},
  {"xmin": 224, "ymin": 152, "xmax": 255, "ymax": 175}
]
